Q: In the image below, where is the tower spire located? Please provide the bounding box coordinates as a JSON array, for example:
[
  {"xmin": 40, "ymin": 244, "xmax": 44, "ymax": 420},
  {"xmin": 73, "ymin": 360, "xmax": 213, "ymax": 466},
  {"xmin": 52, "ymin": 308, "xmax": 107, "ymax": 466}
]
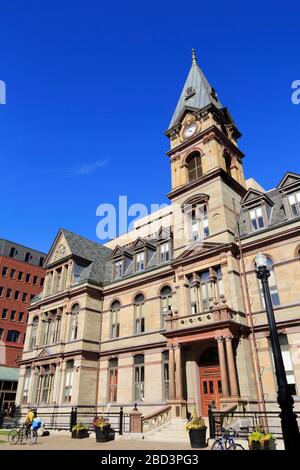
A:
[{"xmin": 192, "ymin": 48, "xmax": 197, "ymax": 66}]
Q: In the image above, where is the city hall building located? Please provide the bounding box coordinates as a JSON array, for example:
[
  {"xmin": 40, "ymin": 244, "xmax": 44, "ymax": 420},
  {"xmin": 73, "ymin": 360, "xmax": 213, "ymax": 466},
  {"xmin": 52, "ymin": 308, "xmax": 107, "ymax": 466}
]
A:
[{"xmin": 16, "ymin": 51, "xmax": 300, "ymax": 421}]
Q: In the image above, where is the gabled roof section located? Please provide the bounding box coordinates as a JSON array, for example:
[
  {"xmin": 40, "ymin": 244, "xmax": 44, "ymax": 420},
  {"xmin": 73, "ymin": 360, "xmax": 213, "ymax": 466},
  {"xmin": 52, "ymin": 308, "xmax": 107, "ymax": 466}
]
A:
[
  {"xmin": 277, "ymin": 172, "xmax": 300, "ymax": 191},
  {"xmin": 132, "ymin": 237, "xmax": 156, "ymax": 252},
  {"xmin": 44, "ymin": 228, "xmax": 112, "ymax": 285},
  {"xmin": 110, "ymin": 245, "xmax": 133, "ymax": 259},
  {"xmin": 168, "ymin": 49, "xmax": 222, "ymax": 130},
  {"xmin": 241, "ymin": 188, "xmax": 274, "ymax": 209}
]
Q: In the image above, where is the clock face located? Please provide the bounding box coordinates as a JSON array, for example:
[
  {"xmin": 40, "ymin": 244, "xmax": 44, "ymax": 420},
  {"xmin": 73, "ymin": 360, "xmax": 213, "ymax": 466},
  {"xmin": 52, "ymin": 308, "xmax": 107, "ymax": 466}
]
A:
[{"xmin": 183, "ymin": 123, "xmax": 197, "ymax": 138}]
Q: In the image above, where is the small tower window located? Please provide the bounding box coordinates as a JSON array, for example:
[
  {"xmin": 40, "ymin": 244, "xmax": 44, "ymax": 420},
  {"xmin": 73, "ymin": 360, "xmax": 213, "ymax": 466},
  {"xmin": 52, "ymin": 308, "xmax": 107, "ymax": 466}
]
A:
[
  {"xmin": 187, "ymin": 152, "xmax": 202, "ymax": 182},
  {"xmin": 9, "ymin": 247, "xmax": 17, "ymax": 258}
]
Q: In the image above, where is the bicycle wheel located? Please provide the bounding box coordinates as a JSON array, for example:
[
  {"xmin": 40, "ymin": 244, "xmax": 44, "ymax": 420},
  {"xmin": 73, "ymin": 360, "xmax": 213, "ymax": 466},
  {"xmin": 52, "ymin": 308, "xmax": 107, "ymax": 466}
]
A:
[
  {"xmin": 8, "ymin": 429, "xmax": 20, "ymax": 445},
  {"xmin": 227, "ymin": 443, "xmax": 245, "ymax": 451},
  {"xmin": 26, "ymin": 429, "xmax": 37, "ymax": 445},
  {"xmin": 211, "ymin": 440, "xmax": 223, "ymax": 450}
]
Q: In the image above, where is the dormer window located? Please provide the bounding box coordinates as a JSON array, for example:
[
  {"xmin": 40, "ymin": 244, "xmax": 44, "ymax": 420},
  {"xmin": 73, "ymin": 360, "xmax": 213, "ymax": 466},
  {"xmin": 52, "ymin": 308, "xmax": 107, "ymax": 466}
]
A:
[
  {"xmin": 114, "ymin": 260, "xmax": 123, "ymax": 279},
  {"xmin": 288, "ymin": 191, "xmax": 300, "ymax": 217},
  {"xmin": 249, "ymin": 207, "xmax": 265, "ymax": 231},
  {"xmin": 160, "ymin": 242, "xmax": 170, "ymax": 263},
  {"xmin": 136, "ymin": 252, "xmax": 145, "ymax": 272}
]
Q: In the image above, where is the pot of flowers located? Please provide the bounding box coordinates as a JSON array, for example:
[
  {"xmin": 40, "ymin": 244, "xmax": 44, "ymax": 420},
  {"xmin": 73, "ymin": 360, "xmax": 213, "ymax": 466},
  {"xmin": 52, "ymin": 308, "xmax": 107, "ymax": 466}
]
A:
[
  {"xmin": 185, "ymin": 416, "xmax": 207, "ymax": 449},
  {"xmin": 260, "ymin": 433, "xmax": 276, "ymax": 450},
  {"xmin": 93, "ymin": 416, "xmax": 115, "ymax": 443},
  {"xmin": 248, "ymin": 430, "xmax": 264, "ymax": 450},
  {"xmin": 71, "ymin": 423, "xmax": 89, "ymax": 439}
]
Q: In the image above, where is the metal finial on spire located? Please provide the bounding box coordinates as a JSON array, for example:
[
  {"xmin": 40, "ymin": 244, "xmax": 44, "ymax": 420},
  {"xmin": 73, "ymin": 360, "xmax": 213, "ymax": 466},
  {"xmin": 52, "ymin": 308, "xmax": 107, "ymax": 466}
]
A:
[{"xmin": 192, "ymin": 48, "xmax": 197, "ymax": 66}]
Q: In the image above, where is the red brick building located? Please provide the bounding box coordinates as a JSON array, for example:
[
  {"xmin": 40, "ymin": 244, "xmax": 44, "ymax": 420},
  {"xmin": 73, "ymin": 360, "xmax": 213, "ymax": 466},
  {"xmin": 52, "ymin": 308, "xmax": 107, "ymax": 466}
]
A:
[{"xmin": 0, "ymin": 239, "xmax": 46, "ymax": 410}]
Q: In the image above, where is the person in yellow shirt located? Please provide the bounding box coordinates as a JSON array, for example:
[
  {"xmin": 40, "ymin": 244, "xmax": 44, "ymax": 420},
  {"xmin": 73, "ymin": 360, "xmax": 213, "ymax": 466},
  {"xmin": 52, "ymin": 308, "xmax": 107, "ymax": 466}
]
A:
[{"xmin": 24, "ymin": 408, "xmax": 35, "ymax": 434}]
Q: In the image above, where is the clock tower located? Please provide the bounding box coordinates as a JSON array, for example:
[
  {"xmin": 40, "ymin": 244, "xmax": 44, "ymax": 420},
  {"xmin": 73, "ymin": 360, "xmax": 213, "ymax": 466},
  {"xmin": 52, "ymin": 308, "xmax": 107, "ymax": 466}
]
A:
[{"xmin": 165, "ymin": 50, "xmax": 247, "ymax": 255}]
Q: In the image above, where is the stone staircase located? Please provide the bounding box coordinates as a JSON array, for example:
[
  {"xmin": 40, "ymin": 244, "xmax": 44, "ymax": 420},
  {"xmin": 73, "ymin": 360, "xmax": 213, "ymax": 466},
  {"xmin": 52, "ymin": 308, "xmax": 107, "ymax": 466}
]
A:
[{"xmin": 142, "ymin": 418, "xmax": 209, "ymax": 443}]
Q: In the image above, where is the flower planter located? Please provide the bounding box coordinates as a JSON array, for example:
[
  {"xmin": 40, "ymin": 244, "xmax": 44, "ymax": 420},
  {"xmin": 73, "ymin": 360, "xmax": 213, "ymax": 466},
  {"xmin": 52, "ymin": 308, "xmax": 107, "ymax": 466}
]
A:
[
  {"xmin": 249, "ymin": 441, "xmax": 262, "ymax": 450},
  {"xmin": 71, "ymin": 429, "xmax": 89, "ymax": 439},
  {"xmin": 262, "ymin": 440, "xmax": 276, "ymax": 450},
  {"xmin": 95, "ymin": 427, "xmax": 115, "ymax": 443},
  {"xmin": 188, "ymin": 428, "xmax": 207, "ymax": 448}
]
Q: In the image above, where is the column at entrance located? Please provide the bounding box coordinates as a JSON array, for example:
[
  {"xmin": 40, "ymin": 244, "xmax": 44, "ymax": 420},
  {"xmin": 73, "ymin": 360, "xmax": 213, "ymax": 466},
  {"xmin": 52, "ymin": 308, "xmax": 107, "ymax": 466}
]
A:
[
  {"xmin": 216, "ymin": 336, "xmax": 230, "ymax": 397},
  {"xmin": 225, "ymin": 336, "xmax": 240, "ymax": 397},
  {"xmin": 174, "ymin": 345, "xmax": 183, "ymax": 400}
]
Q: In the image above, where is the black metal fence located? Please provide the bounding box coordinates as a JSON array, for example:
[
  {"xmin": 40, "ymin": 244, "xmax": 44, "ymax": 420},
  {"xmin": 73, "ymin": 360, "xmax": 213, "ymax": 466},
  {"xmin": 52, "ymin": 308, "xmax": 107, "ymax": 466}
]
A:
[
  {"xmin": 208, "ymin": 407, "xmax": 300, "ymax": 440},
  {"xmin": 0, "ymin": 406, "xmax": 130, "ymax": 435}
]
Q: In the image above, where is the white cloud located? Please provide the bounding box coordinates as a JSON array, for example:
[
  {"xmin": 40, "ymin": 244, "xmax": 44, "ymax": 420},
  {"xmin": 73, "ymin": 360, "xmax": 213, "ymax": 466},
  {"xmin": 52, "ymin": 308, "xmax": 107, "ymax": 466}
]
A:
[{"xmin": 67, "ymin": 158, "xmax": 109, "ymax": 176}]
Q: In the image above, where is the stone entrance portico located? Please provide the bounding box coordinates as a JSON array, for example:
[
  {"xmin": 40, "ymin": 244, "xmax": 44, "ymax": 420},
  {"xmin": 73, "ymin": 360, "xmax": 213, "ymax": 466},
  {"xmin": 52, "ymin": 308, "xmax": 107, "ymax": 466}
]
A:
[{"xmin": 164, "ymin": 303, "xmax": 248, "ymax": 416}]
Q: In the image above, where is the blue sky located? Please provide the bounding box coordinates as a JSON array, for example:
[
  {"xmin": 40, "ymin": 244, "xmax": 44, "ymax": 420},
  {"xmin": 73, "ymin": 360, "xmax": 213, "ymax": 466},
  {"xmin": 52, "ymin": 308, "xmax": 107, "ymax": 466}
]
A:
[{"xmin": 0, "ymin": 0, "xmax": 299, "ymax": 253}]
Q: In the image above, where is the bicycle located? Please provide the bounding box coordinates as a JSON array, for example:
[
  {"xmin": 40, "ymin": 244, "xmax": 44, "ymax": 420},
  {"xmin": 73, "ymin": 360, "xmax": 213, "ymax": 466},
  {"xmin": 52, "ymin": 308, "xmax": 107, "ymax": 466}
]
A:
[
  {"xmin": 8, "ymin": 425, "xmax": 38, "ymax": 445},
  {"xmin": 211, "ymin": 427, "xmax": 245, "ymax": 450}
]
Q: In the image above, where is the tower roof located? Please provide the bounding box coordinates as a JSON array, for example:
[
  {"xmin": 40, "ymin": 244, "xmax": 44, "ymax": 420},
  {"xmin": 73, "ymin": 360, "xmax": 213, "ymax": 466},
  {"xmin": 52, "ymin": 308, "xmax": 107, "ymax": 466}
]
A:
[{"xmin": 168, "ymin": 49, "xmax": 222, "ymax": 130}]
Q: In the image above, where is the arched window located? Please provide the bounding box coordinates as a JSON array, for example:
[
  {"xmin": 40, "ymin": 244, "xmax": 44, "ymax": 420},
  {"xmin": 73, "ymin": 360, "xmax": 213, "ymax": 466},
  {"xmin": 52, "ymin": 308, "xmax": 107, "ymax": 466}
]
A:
[
  {"xmin": 187, "ymin": 152, "xmax": 202, "ymax": 182},
  {"xmin": 160, "ymin": 286, "xmax": 172, "ymax": 328},
  {"xmin": 9, "ymin": 247, "xmax": 16, "ymax": 258},
  {"xmin": 134, "ymin": 294, "xmax": 145, "ymax": 335},
  {"xmin": 110, "ymin": 301, "xmax": 120, "ymax": 339},
  {"xmin": 39, "ymin": 257, "xmax": 45, "ymax": 267},
  {"xmin": 24, "ymin": 252, "xmax": 31, "ymax": 263},
  {"xmin": 257, "ymin": 257, "xmax": 280, "ymax": 307},
  {"xmin": 30, "ymin": 316, "xmax": 39, "ymax": 348},
  {"xmin": 69, "ymin": 304, "xmax": 79, "ymax": 341}
]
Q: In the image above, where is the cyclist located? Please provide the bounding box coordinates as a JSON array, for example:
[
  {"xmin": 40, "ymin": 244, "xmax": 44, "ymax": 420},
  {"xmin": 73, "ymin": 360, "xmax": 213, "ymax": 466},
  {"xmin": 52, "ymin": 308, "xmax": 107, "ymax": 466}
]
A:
[{"xmin": 24, "ymin": 408, "xmax": 35, "ymax": 435}]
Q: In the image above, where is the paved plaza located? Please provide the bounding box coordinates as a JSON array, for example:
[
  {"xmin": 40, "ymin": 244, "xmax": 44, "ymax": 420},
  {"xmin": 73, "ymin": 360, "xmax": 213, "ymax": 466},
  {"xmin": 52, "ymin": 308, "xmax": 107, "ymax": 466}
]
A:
[{"xmin": 0, "ymin": 432, "xmax": 209, "ymax": 450}]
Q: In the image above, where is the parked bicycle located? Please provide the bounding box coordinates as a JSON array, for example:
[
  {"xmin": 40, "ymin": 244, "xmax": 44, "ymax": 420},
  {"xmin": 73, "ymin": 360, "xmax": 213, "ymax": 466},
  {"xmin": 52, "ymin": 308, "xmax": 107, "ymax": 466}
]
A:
[
  {"xmin": 8, "ymin": 425, "xmax": 38, "ymax": 445},
  {"xmin": 211, "ymin": 427, "xmax": 245, "ymax": 450}
]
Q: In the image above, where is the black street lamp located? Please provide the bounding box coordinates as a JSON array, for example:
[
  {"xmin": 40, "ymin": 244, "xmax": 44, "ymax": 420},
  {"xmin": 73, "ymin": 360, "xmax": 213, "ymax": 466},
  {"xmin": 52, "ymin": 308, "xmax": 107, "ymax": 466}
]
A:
[{"xmin": 255, "ymin": 252, "xmax": 300, "ymax": 450}]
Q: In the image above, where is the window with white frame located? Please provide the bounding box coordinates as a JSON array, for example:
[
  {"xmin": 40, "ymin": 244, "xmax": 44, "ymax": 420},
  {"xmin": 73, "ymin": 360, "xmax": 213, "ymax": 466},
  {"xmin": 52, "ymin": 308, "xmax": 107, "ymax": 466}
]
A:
[
  {"xmin": 64, "ymin": 360, "xmax": 74, "ymax": 402},
  {"xmin": 160, "ymin": 286, "xmax": 172, "ymax": 328},
  {"xmin": 288, "ymin": 191, "xmax": 300, "ymax": 217},
  {"xmin": 270, "ymin": 335, "xmax": 297, "ymax": 396},
  {"xmin": 250, "ymin": 206, "xmax": 265, "ymax": 230},
  {"xmin": 134, "ymin": 355, "xmax": 145, "ymax": 401},
  {"xmin": 69, "ymin": 304, "xmax": 79, "ymax": 341},
  {"xmin": 134, "ymin": 294, "xmax": 145, "ymax": 334},
  {"xmin": 108, "ymin": 358, "xmax": 118, "ymax": 402},
  {"xmin": 22, "ymin": 368, "xmax": 31, "ymax": 404},
  {"xmin": 136, "ymin": 252, "xmax": 145, "ymax": 272},
  {"xmin": 189, "ymin": 266, "xmax": 224, "ymax": 313},
  {"xmin": 190, "ymin": 205, "xmax": 209, "ymax": 242},
  {"xmin": 114, "ymin": 260, "xmax": 123, "ymax": 279},
  {"xmin": 160, "ymin": 242, "xmax": 171, "ymax": 263},
  {"xmin": 110, "ymin": 301, "xmax": 120, "ymax": 339},
  {"xmin": 30, "ymin": 316, "xmax": 39, "ymax": 348},
  {"xmin": 36, "ymin": 365, "xmax": 55, "ymax": 404}
]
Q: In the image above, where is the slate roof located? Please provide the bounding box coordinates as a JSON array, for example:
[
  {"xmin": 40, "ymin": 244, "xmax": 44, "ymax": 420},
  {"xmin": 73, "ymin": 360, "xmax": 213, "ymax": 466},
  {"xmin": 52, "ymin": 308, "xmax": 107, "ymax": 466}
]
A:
[
  {"xmin": 58, "ymin": 229, "xmax": 113, "ymax": 285},
  {"xmin": 168, "ymin": 50, "xmax": 222, "ymax": 130}
]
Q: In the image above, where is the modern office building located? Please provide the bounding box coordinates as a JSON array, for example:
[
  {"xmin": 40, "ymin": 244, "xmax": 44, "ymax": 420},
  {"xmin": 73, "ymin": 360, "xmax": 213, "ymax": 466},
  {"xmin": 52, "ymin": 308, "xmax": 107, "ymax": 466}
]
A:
[{"xmin": 0, "ymin": 239, "xmax": 46, "ymax": 410}]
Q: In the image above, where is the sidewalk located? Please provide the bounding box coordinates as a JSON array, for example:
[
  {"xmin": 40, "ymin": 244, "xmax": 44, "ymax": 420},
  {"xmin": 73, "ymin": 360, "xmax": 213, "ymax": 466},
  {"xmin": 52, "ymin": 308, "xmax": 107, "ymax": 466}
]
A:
[{"xmin": 0, "ymin": 432, "xmax": 209, "ymax": 450}]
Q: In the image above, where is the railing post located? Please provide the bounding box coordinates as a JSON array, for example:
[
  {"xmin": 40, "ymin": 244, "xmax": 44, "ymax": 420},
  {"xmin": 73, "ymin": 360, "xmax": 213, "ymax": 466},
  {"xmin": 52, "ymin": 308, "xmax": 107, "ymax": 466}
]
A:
[
  {"xmin": 208, "ymin": 403, "xmax": 216, "ymax": 439},
  {"xmin": 70, "ymin": 406, "xmax": 77, "ymax": 432},
  {"xmin": 129, "ymin": 403, "xmax": 143, "ymax": 433},
  {"xmin": 119, "ymin": 406, "xmax": 124, "ymax": 435}
]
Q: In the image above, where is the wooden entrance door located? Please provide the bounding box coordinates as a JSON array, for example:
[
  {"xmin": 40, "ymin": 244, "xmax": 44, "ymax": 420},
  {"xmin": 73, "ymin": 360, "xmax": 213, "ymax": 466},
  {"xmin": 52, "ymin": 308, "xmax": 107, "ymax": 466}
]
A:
[{"xmin": 199, "ymin": 365, "xmax": 222, "ymax": 416}]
